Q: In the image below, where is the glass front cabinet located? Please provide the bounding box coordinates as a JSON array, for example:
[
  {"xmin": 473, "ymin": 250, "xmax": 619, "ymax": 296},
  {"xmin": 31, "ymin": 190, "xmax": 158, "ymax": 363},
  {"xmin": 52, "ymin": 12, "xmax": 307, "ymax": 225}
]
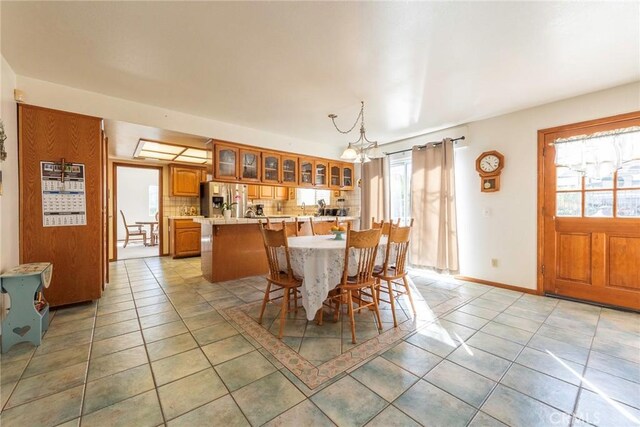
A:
[
  {"xmin": 341, "ymin": 164, "xmax": 354, "ymax": 190},
  {"xmin": 329, "ymin": 163, "xmax": 342, "ymax": 189},
  {"xmin": 239, "ymin": 148, "xmax": 261, "ymax": 182},
  {"xmin": 262, "ymin": 152, "xmax": 281, "ymax": 184},
  {"xmin": 282, "ymin": 156, "xmax": 298, "ymax": 186},
  {"xmin": 315, "ymin": 160, "xmax": 328, "ymax": 188},
  {"xmin": 299, "ymin": 158, "xmax": 315, "ymax": 187},
  {"xmin": 214, "ymin": 144, "xmax": 239, "ymax": 181}
]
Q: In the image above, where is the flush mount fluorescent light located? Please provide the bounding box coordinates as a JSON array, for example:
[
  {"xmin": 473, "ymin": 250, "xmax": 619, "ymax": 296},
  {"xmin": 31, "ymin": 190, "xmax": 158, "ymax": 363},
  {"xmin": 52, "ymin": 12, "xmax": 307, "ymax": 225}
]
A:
[
  {"xmin": 140, "ymin": 140, "xmax": 184, "ymax": 154},
  {"xmin": 174, "ymin": 155, "xmax": 208, "ymax": 164},
  {"xmin": 182, "ymin": 148, "xmax": 208, "ymax": 159},
  {"xmin": 139, "ymin": 150, "xmax": 176, "ymax": 160}
]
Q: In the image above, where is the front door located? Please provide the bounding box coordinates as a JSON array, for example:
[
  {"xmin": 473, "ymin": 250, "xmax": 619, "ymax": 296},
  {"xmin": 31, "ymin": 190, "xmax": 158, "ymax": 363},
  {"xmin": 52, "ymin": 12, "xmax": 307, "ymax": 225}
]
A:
[{"xmin": 539, "ymin": 112, "xmax": 640, "ymax": 310}]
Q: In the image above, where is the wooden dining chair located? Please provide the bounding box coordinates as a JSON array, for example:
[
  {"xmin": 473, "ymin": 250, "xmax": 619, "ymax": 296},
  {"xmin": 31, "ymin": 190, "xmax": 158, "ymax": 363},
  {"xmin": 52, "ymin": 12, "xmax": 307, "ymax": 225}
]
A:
[
  {"xmin": 258, "ymin": 221, "xmax": 302, "ymax": 339},
  {"xmin": 324, "ymin": 224, "xmax": 383, "ymax": 344},
  {"xmin": 309, "ymin": 217, "xmax": 337, "ymax": 235},
  {"xmin": 265, "ymin": 217, "xmax": 299, "ymax": 237},
  {"xmin": 151, "ymin": 212, "xmax": 160, "ymax": 246},
  {"xmin": 373, "ymin": 220, "xmax": 416, "ymax": 327},
  {"xmin": 119, "ymin": 210, "xmax": 147, "ymax": 248},
  {"xmin": 371, "ymin": 217, "xmax": 400, "ymax": 235}
]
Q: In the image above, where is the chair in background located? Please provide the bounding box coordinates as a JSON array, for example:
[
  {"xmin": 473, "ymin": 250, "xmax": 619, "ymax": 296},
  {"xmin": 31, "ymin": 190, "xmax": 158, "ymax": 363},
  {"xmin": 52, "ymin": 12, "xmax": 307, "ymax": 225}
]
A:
[
  {"xmin": 265, "ymin": 217, "xmax": 299, "ymax": 237},
  {"xmin": 374, "ymin": 221, "xmax": 416, "ymax": 327},
  {"xmin": 151, "ymin": 212, "xmax": 160, "ymax": 246},
  {"xmin": 324, "ymin": 224, "xmax": 383, "ymax": 344},
  {"xmin": 258, "ymin": 221, "xmax": 302, "ymax": 339},
  {"xmin": 119, "ymin": 210, "xmax": 147, "ymax": 248},
  {"xmin": 372, "ymin": 218, "xmax": 400, "ymax": 235},
  {"xmin": 309, "ymin": 217, "xmax": 337, "ymax": 235}
]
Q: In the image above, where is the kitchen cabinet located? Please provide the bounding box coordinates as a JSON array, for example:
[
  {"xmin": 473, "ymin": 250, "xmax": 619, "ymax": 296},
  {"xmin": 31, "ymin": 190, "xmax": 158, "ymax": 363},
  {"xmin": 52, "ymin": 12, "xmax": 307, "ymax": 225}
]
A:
[
  {"xmin": 259, "ymin": 185, "xmax": 274, "ymax": 199},
  {"xmin": 170, "ymin": 219, "xmax": 201, "ymax": 258},
  {"xmin": 315, "ymin": 160, "xmax": 329, "ymax": 188},
  {"xmin": 239, "ymin": 148, "xmax": 261, "ymax": 182},
  {"xmin": 299, "ymin": 158, "xmax": 315, "ymax": 187},
  {"xmin": 19, "ymin": 104, "xmax": 105, "ymax": 307},
  {"xmin": 247, "ymin": 184, "xmax": 260, "ymax": 199},
  {"xmin": 262, "ymin": 152, "xmax": 281, "ymax": 184},
  {"xmin": 329, "ymin": 163, "xmax": 342, "ymax": 189},
  {"xmin": 274, "ymin": 186, "xmax": 288, "ymax": 200},
  {"xmin": 214, "ymin": 143, "xmax": 239, "ymax": 181},
  {"xmin": 282, "ymin": 155, "xmax": 298, "ymax": 186},
  {"xmin": 342, "ymin": 164, "xmax": 355, "ymax": 190},
  {"xmin": 170, "ymin": 165, "xmax": 203, "ymax": 197},
  {"xmin": 247, "ymin": 185, "xmax": 288, "ymax": 201}
]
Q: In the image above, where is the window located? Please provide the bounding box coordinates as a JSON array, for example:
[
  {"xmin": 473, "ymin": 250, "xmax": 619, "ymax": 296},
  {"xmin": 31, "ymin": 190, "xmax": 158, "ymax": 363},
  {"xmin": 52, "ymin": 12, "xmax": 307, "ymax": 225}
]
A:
[
  {"xmin": 389, "ymin": 153, "xmax": 412, "ymax": 225},
  {"xmin": 148, "ymin": 185, "xmax": 159, "ymax": 216},
  {"xmin": 555, "ymin": 130, "xmax": 640, "ymax": 218},
  {"xmin": 296, "ymin": 188, "xmax": 331, "ymax": 207}
]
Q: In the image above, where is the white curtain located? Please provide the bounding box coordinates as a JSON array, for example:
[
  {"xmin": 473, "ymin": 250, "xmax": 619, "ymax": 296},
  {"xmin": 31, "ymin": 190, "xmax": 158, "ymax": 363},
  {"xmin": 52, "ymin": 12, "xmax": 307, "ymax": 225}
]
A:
[
  {"xmin": 360, "ymin": 157, "xmax": 390, "ymax": 229},
  {"xmin": 410, "ymin": 139, "xmax": 459, "ymax": 273}
]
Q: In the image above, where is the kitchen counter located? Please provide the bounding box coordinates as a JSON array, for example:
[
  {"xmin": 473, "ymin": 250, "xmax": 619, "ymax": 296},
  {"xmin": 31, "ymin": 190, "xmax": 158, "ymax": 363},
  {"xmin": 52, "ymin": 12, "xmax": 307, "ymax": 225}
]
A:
[
  {"xmin": 194, "ymin": 216, "xmax": 358, "ymax": 225},
  {"xmin": 168, "ymin": 215, "xmax": 204, "ymax": 220}
]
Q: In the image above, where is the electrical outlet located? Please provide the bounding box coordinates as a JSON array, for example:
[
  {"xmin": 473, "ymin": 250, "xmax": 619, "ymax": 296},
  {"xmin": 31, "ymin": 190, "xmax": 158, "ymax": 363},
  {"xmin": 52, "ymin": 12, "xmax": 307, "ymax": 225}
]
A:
[{"xmin": 491, "ymin": 258, "xmax": 498, "ymax": 267}]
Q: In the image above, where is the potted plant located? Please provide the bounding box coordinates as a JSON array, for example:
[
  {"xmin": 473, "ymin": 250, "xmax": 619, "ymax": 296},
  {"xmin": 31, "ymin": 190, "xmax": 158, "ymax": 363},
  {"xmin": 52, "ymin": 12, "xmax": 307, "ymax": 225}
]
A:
[{"xmin": 221, "ymin": 201, "xmax": 237, "ymax": 220}]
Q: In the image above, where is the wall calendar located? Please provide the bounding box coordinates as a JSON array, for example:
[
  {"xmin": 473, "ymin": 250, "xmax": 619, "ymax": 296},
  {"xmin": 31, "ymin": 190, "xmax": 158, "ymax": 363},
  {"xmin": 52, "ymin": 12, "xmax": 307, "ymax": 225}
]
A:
[{"xmin": 40, "ymin": 161, "xmax": 87, "ymax": 227}]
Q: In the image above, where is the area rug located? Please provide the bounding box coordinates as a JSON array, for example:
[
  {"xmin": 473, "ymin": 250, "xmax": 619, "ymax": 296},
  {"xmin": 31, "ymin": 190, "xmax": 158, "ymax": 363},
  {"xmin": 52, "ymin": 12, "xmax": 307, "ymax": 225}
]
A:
[{"xmin": 225, "ymin": 300, "xmax": 423, "ymax": 389}]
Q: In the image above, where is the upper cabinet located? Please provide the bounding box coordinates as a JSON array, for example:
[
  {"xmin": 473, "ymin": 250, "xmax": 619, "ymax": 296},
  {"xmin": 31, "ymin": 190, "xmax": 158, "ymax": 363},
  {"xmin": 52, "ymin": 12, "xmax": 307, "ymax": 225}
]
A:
[
  {"xmin": 299, "ymin": 158, "xmax": 315, "ymax": 187},
  {"xmin": 239, "ymin": 148, "xmax": 261, "ymax": 182},
  {"xmin": 211, "ymin": 140, "xmax": 355, "ymax": 191},
  {"xmin": 315, "ymin": 160, "xmax": 328, "ymax": 188},
  {"xmin": 329, "ymin": 163, "xmax": 342, "ymax": 189},
  {"xmin": 170, "ymin": 165, "xmax": 204, "ymax": 197},
  {"xmin": 262, "ymin": 152, "xmax": 281, "ymax": 184},
  {"xmin": 341, "ymin": 164, "xmax": 354, "ymax": 190},
  {"xmin": 214, "ymin": 143, "xmax": 239, "ymax": 181},
  {"xmin": 282, "ymin": 155, "xmax": 298, "ymax": 186}
]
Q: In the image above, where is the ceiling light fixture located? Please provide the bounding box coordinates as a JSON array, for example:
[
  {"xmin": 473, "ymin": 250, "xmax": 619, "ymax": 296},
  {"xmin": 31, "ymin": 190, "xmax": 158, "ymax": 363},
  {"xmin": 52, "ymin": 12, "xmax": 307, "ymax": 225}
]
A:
[
  {"xmin": 329, "ymin": 101, "xmax": 384, "ymax": 164},
  {"xmin": 134, "ymin": 139, "xmax": 211, "ymax": 165}
]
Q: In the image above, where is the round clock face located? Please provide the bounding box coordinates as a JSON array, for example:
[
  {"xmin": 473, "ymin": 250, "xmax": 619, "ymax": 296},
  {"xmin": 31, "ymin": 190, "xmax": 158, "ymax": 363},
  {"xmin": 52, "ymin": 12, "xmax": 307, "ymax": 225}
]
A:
[{"xmin": 479, "ymin": 154, "xmax": 501, "ymax": 173}]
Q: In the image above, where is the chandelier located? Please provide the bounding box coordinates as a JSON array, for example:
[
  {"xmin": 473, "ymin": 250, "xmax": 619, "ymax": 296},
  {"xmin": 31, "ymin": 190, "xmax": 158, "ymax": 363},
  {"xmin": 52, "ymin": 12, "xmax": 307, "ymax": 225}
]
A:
[{"xmin": 329, "ymin": 101, "xmax": 384, "ymax": 163}]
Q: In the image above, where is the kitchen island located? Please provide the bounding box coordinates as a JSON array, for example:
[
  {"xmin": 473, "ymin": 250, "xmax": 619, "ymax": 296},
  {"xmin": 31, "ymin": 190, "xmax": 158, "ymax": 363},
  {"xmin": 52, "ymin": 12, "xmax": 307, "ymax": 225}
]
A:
[{"xmin": 194, "ymin": 216, "xmax": 359, "ymax": 282}]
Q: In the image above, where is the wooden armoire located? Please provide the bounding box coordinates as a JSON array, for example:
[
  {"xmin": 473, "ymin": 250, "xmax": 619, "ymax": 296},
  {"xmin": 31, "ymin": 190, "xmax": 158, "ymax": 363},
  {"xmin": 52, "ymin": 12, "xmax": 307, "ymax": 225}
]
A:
[{"xmin": 19, "ymin": 104, "xmax": 107, "ymax": 307}]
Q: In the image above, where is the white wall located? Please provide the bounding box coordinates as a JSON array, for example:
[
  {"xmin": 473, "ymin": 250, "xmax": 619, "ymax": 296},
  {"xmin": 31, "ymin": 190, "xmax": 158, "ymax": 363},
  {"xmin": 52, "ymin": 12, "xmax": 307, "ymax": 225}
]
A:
[
  {"xmin": 382, "ymin": 82, "xmax": 640, "ymax": 290},
  {"xmin": 115, "ymin": 166, "xmax": 159, "ymax": 241},
  {"xmin": 1, "ymin": 57, "xmax": 19, "ymax": 273},
  {"xmin": 15, "ymin": 76, "xmax": 342, "ymax": 159}
]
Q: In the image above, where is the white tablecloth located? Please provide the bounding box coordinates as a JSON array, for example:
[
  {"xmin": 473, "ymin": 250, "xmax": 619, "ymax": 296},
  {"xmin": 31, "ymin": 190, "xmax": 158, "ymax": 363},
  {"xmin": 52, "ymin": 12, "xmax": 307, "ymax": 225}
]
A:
[{"xmin": 280, "ymin": 235, "xmax": 388, "ymax": 320}]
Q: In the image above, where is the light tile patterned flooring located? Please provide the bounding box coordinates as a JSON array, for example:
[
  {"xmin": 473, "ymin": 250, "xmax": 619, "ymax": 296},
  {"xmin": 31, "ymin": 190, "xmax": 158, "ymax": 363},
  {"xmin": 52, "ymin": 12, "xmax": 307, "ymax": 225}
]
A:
[{"xmin": 1, "ymin": 256, "xmax": 639, "ymax": 427}]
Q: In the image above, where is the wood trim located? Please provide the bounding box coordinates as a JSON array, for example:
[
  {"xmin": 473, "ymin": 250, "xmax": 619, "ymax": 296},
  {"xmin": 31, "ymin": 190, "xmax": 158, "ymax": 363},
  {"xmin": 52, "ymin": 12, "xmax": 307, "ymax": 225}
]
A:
[
  {"xmin": 537, "ymin": 110, "xmax": 640, "ymax": 295},
  {"xmin": 455, "ymin": 276, "xmax": 541, "ymax": 295},
  {"xmin": 112, "ymin": 162, "xmax": 164, "ymax": 260}
]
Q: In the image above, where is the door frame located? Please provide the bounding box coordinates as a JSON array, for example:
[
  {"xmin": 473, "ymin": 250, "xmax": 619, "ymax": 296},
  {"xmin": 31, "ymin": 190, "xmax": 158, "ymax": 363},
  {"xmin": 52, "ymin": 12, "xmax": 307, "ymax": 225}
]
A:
[
  {"xmin": 112, "ymin": 162, "xmax": 164, "ymax": 261},
  {"xmin": 536, "ymin": 110, "xmax": 640, "ymax": 295}
]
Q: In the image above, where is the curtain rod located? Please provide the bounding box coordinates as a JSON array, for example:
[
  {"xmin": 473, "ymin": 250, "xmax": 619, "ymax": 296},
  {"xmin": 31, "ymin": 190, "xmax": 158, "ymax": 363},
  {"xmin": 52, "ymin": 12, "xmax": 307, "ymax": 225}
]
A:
[{"xmin": 383, "ymin": 136, "xmax": 466, "ymax": 156}]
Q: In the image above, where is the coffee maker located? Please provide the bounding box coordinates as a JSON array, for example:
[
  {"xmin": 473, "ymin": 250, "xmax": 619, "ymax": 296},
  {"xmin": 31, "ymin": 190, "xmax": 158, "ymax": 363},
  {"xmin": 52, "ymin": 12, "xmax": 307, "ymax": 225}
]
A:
[{"xmin": 255, "ymin": 204, "xmax": 264, "ymax": 216}]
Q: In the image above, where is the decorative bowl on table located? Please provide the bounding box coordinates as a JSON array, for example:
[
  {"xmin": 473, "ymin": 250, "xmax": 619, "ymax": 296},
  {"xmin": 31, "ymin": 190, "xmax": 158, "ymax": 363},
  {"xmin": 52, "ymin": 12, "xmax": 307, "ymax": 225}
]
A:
[{"xmin": 331, "ymin": 230, "xmax": 346, "ymax": 240}]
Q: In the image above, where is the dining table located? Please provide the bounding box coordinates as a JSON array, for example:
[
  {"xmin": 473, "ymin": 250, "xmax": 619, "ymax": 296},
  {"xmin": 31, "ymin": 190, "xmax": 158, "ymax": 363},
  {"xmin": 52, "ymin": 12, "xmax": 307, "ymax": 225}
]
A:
[
  {"xmin": 282, "ymin": 234, "xmax": 389, "ymax": 320},
  {"xmin": 135, "ymin": 221, "xmax": 159, "ymax": 246}
]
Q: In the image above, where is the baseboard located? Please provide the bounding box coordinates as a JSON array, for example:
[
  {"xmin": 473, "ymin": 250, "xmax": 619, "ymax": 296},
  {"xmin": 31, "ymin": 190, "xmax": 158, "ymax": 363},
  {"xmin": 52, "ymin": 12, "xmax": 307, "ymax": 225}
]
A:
[{"xmin": 454, "ymin": 275, "xmax": 540, "ymax": 295}]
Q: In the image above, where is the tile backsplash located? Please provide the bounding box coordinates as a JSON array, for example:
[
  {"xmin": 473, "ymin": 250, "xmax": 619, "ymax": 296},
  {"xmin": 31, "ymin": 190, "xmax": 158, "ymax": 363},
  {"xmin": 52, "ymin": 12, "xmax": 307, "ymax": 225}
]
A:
[{"xmin": 163, "ymin": 196, "xmax": 200, "ymax": 217}]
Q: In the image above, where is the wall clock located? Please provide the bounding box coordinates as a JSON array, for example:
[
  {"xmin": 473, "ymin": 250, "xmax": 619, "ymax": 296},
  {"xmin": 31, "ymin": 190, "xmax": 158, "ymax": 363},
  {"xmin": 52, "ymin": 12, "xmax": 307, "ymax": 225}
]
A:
[{"xmin": 475, "ymin": 150, "xmax": 504, "ymax": 192}]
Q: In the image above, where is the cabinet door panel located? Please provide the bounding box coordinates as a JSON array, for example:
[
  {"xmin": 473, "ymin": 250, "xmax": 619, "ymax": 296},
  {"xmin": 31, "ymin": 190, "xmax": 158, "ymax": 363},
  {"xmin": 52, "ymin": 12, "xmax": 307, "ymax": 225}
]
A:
[
  {"xmin": 171, "ymin": 166, "xmax": 200, "ymax": 197},
  {"xmin": 282, "ymin": 156, "xmax": 298, "ymax": 185},
  {"xmin": 262, "ymin": 153, "xmax": 281, "ymax": 184},
  {"xmin": 329, "ymin": 163, "xmax": 342, "ymax": 189},
  {"xmin": 240, "ymin": 149, "xmax": 261, "ymax": 181},
  {"xmin": 315, "ymin": 160, "xmax": 328, "ymax": 187},
  {"xmin": 342, "ymin": 164, "xmax": 354, "ymax": 190},
  {"xmin": 299, "ymin": 158, "xmax": 314, "ymax": 187},
  {"xmin": 215, "ymin": 144, "xmax": 239, "ymax": 180},
  {"xmin": 175, "ymin": 229, "xmax": 201, "ymax": 254}
]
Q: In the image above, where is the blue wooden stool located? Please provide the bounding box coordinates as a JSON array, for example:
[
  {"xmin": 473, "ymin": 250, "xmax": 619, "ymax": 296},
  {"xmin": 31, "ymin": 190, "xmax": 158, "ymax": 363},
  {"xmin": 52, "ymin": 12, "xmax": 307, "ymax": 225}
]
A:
[{"xmin": 1, "ymin": 263, "xmax": 52, "ymax": 353}]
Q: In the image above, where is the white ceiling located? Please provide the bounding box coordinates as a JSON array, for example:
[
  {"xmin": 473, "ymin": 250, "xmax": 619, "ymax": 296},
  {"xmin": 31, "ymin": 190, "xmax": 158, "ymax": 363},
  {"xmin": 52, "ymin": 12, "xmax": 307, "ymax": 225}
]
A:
[{"xmin": 2, "ymin": 2, "xmax": 639, "ymax": 146}]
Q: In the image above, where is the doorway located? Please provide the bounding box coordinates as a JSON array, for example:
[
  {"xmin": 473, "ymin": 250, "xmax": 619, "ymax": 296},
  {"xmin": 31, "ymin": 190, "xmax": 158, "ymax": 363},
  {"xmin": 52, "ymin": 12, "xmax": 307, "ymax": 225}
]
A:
[
  {"xmin": 538, "ymin": 112, "xmax": 640, "ymax": 310},
  {"xmin": 113, "ymin": 164, "xmax": 163, "ymax": 260}
]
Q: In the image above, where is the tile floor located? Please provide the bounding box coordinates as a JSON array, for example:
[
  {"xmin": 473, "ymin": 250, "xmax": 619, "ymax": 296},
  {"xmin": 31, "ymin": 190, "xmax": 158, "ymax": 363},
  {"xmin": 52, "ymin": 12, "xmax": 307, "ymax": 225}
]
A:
[{"xmin": 1, "ymin": 256, "xmax": 639, "ymax": 427}]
